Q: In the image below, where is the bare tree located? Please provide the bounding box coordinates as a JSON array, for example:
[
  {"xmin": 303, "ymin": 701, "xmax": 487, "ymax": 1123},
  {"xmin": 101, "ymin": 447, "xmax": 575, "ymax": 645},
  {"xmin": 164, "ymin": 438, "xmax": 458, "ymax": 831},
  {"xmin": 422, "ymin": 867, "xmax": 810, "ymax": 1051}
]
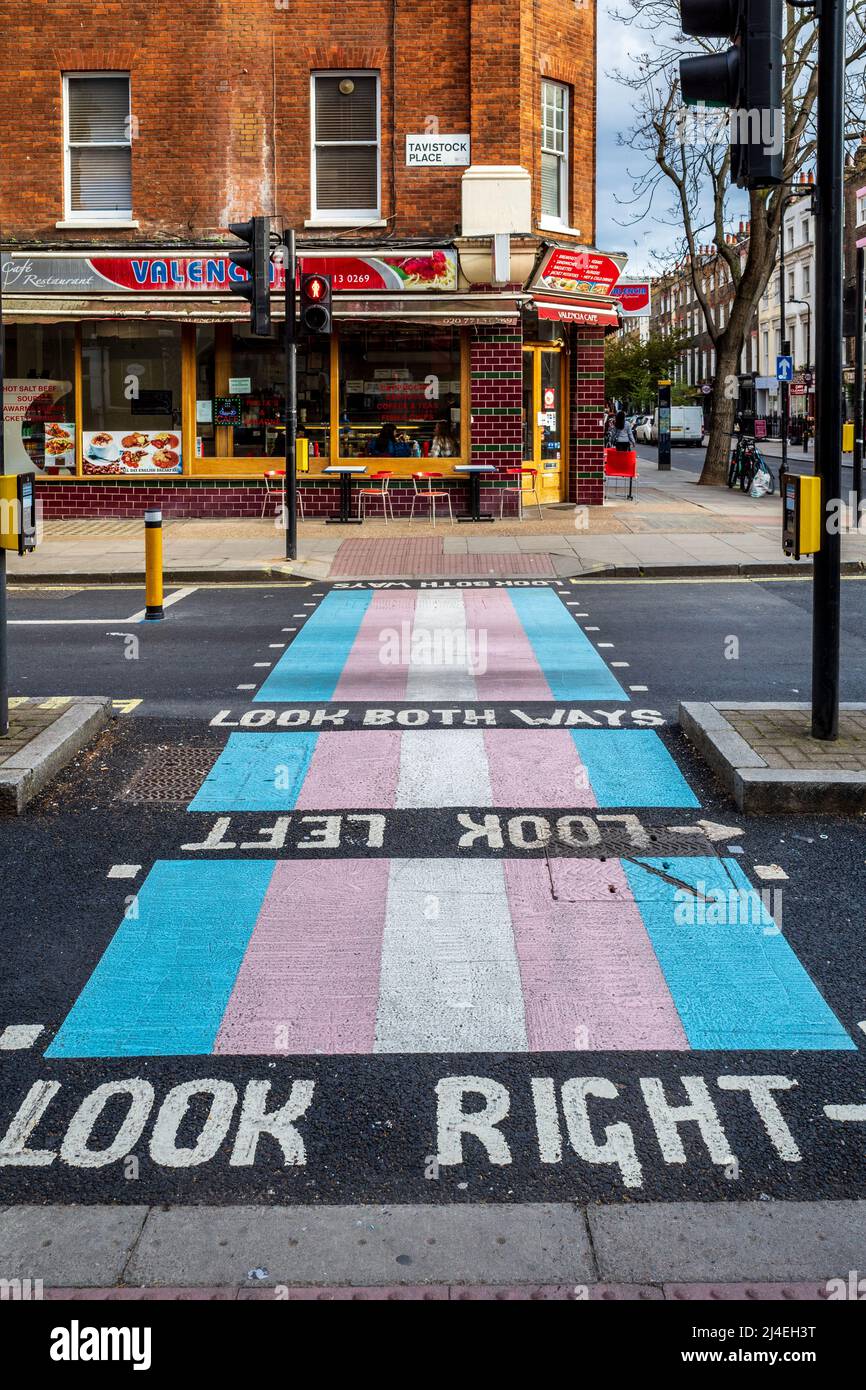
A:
[{"xmin": 611, "ymin": 1, "xmax": 866, "ymax": 484}]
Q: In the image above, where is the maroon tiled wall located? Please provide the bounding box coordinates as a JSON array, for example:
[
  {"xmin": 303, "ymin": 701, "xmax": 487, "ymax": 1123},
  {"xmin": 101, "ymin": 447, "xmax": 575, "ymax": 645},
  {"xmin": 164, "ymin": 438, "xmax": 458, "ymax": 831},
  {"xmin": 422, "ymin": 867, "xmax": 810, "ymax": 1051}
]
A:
[
  {"xmin": 570, "ymin": 329, "xmax": 605, "ymax": 506},
  {"xmin": 470, "ymin": 324, "xmax": 523, "ymax": 477},
  {"xmin": 36, "ymin": 476, "xmax": 521, "ymax": 520}
]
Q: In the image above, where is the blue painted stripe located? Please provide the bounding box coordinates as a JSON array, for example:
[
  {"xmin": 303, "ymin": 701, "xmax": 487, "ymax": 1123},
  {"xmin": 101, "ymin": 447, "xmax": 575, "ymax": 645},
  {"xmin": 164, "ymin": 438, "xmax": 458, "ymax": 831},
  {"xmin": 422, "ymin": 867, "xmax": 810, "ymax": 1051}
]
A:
[
  {"xmin": 189, "ymin": 731, "xmax": 319, "ymax": 811},
  {"xmin": 254, "ymin": 590, "xmax": 372, "ymax": 702},
  {"xmin": 571, "ymin": 729, "xmax": 699, "ymax": 808},
  {"xmin": 621, "ymin": 855, "xmax": 854, "ymax": 1050},
  {"xmin": 46, "ymin": 860, "xmax": 276, "ymax": 1057},
  {"xmin": 506, "ymin": 589, "xmax": 628, "ymax": 701}
]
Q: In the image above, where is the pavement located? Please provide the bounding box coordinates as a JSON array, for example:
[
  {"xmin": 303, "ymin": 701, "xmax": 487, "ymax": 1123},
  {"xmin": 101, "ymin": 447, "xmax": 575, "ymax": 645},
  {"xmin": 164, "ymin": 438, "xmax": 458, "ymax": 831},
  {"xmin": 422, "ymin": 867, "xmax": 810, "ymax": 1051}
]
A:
[
  {"xmin": 1, "ymin": 575, "xmax": 865, "ymax": 1303},
  {"xmin": 11, "ymin": 458, "xmax": 866, "ymax": 583}
]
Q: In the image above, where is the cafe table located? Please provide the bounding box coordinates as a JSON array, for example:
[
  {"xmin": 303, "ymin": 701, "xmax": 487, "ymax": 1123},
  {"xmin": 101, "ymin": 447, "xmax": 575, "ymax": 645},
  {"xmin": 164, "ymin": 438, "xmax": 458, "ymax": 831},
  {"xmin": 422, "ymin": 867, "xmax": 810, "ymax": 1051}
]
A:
[
  {"xmin": 453, "ymin": 462, "xmax": 496, "ymax": 522},
  {"xmin": 323, "ymin": 464, "xmax": 367, "ymax": 524}
]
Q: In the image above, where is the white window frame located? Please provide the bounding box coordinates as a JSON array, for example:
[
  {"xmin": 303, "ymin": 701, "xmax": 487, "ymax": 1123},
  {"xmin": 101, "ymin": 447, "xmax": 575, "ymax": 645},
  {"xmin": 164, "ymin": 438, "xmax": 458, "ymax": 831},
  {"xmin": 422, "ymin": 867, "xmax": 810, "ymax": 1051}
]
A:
[
  {"xmin": 62, "ymin": 72, "xmax": 133, "ymax": 224},
  {"xmin": 540, "ymin": 79, "xmax": 569, "ymax": 228},
  {"xmin": 309, "ymin": 70, "xmax": 381, "ymax": 227},
  {"xmin": 856, "ymin": 192, "xmax": 866, "ymax": 227}
]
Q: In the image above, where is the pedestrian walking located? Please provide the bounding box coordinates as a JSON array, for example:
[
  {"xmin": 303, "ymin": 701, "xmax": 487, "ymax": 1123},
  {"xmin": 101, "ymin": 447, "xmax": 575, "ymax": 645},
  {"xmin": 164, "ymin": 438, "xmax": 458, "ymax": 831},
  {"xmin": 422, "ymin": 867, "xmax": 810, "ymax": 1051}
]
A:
[{"xmin": 611, "ymin": 409, "xmax": 636, "ymax": 451}]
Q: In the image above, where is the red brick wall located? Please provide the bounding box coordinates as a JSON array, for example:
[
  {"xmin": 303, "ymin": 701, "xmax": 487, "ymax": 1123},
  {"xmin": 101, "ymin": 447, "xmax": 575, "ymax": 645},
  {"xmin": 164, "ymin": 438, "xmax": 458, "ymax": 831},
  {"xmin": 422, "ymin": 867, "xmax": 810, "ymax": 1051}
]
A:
[
  {"xmin": 35, "ymin": 475, "xmax": 524, "ymax": 520},
  {"xmin": 0, "ymin": 0, "xmax": 594, "ymax": 245},
  {"xmin": 569, "ymin": 329, "xmax": 605, "ymax": 506}
]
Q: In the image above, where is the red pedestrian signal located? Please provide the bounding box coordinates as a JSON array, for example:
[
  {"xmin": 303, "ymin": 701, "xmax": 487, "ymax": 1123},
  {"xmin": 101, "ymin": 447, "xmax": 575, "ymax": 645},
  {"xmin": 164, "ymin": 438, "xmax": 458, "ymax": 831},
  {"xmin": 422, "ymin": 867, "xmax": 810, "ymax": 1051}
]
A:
[{"xmin": 300, "ymin": 272, "xmax": 332, "ymax": 334}]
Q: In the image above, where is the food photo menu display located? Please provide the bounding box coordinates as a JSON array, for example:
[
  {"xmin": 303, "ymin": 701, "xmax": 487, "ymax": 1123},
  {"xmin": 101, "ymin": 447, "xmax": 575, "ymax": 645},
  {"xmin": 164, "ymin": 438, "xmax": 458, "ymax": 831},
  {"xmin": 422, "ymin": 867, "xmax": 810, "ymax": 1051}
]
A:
[{"xmin": 82, "ymin": 429, "xmax": 182, "ymax": 474}]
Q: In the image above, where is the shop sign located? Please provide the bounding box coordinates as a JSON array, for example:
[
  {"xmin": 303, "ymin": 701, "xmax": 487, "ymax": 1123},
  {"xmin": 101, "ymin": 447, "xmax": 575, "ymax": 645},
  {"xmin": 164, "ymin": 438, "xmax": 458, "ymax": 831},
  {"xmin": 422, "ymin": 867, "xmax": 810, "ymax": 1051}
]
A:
[
  {"xmin": 405, "ymin": 134, "xmax": 470, "ymax": 166},
  {"xmin": 535, "ymin": 299, "xmax": 619, "ymax": 327},
  {"xmin": 543, "ymin": 387, "xmax": 556, "ymax": 409},
  {"xmin": 611, "ymin": 280, "xmax": 651, "ymax": 316},
  {"xmin": 82, "ymin": 429, "xmax": 182, "ymax": 475},
  {"xmin": 1, "ymin": 249, "xmax": 459, "ymax": 295},
  {"xmin": 228, "ymin": 377, "xmax": 252, "ymax": 395},
  {"xmin": 530, "ymin": 246, "xmax": 627, "ymax": 299}
]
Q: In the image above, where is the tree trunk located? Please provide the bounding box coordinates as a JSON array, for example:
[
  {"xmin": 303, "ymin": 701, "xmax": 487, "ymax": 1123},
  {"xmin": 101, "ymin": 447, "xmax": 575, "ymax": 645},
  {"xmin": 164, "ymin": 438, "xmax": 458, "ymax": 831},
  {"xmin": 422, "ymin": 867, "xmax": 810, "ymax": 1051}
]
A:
[{"xmin": 699, "ymin": 338, "xmax": 741, "ymax": 485}]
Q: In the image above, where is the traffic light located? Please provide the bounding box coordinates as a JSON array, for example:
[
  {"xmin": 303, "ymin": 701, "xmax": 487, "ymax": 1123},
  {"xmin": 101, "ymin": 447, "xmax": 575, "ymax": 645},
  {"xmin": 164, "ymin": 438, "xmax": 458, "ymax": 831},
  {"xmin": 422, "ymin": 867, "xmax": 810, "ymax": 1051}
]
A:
[
  {"xmin": 227, "ymin": 216, "xmax": 271, "ymax": 336},
  {"xmin": 679, "ymin": 0, "xmax": 783, "ymax": 190},
  {"xmin": 299, "ymin": 273, "xmax": 332, "ymax": 334}
]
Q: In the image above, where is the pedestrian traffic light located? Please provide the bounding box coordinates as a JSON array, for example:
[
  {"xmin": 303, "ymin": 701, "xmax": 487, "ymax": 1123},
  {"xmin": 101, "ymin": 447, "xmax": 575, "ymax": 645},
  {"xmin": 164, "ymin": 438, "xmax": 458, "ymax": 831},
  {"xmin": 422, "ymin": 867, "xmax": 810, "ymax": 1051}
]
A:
[
  {"xmin": 227, "ymin": 216, "xmax": 271, "ymax": 336},
  {"xmin": 300, "ymin": 273, "xmax": 332, "ymax": 334},
  {"xmin": 679, "ymin": 0, "xmax": 783, "ymax": 190}
]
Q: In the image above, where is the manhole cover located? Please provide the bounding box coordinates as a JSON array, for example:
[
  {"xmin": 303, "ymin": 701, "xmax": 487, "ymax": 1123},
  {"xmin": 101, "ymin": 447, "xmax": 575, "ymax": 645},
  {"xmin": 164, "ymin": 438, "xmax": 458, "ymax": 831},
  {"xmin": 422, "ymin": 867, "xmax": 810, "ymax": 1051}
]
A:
[{"xmin": 119, "ymin": 746, "xmax": 220, "ymax": 804}]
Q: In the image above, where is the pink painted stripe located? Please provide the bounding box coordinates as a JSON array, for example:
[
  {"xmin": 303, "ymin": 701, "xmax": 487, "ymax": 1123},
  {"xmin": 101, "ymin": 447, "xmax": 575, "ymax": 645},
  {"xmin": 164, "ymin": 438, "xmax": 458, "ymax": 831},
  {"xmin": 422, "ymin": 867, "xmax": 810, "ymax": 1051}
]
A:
[
  {"xmin": 483, "ymin": 729, "xmax": 598, "ymax": 807},
  {"xmin": 332, "ymin": 590, "xmax": 418, "ymax": 701},
  {"xmin": 214, "ymin": 858, "xmax": 390, "ymax": 1055},
  {"xmin": 503, "ymin": 858, "xmax": 688, "ymax": 1051},
  {"xmin": 295, "ymin": 731, "xmax": 403, "ymax": 809},
  {"xmin": 461, "ymin": 590, "xmax": 553, "ymax": 700}
]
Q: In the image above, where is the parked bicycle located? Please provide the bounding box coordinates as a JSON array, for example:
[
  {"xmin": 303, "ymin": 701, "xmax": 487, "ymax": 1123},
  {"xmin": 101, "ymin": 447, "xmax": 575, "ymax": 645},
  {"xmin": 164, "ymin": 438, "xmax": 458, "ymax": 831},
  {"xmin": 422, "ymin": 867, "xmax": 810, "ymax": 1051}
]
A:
[{"xmin": 727, "ymin": 434, "xmax": 775, "ymax": 495}]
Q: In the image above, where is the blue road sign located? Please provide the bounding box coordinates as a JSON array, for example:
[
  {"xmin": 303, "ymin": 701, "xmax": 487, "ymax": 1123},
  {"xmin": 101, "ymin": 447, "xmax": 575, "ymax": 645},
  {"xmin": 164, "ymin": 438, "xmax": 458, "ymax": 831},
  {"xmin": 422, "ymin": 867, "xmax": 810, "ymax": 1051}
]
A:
[{"xmin": 776, "ymin": 354, "xmax": 794, "ymax": 382}]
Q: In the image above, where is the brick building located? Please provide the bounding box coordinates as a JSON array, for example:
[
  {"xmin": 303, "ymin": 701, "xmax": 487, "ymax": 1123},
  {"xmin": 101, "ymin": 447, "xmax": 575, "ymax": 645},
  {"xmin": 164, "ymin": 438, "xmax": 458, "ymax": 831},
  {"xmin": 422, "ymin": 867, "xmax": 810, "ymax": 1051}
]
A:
[
  {"xmin": 0, "ymin": 0, "xmax": 624, "ymax": 519},
  {"xmin": 649, "ymin": 227, "xmax": 760, "ymax": 426}
]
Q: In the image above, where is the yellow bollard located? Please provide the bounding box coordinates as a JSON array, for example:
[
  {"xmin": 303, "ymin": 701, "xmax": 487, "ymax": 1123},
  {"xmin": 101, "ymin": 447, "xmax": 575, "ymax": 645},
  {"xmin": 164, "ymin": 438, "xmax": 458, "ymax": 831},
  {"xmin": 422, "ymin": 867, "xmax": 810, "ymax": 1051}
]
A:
[{"xmin": 144, "ymin": 508, "xmax": 164, "ymax": 620}]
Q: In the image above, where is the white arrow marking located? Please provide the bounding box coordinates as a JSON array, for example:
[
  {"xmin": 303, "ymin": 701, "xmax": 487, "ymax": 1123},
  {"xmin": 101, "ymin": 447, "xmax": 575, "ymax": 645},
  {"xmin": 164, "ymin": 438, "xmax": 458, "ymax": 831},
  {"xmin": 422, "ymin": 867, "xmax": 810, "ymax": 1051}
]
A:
[
  {"xmin": 666, "ymin": 820, "xmax": 745, "ymax": 843},
  {"xmin": 824, "ymin": 1104, "xmax": 866, "ymax": 1123}
]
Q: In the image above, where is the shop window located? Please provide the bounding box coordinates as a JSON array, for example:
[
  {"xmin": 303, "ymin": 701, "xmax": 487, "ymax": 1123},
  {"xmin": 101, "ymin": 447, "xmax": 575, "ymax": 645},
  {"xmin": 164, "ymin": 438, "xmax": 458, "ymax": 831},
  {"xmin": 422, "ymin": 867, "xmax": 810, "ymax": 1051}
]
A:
[
  {"xmin": 195, "ymin": 326, "xmax": 330, "ymax": 463},
  {"xmin": 64, "ymin": 74, "xmax": 132, "ymax": 220},
  {"xmin": 1, "ymin": 322, "xmax": 77, "ymax": 476},
  {"xmin": 311, "ymin": 72, "xmax": 380, "ymax": 222},
  {"xmin": 338, "ymin": 326, "xmax": 461, "ymax": 459},
  {"xmin": 81, "ymin": 322, "xmax": 182, "ymax": 473},
  {"xmin": 541, "ymin": 80, "xmax": 569, "ymax": 224}
]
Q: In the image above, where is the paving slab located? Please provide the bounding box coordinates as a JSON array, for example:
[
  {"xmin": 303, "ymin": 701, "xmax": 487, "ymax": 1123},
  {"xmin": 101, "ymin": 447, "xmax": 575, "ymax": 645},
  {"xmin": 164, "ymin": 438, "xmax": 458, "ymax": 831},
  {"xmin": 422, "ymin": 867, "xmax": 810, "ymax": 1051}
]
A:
[
  {"xmin": 0, "ymin": 1205, "xmax": 148, "ymax": 1287},
  {"xmin": 125, "ymin": 1204, "xmax": 594, "ymax": 1287},
  {"xmin": 588, "ymin": 1201, "xmax": 866, "ymax": 1283}
]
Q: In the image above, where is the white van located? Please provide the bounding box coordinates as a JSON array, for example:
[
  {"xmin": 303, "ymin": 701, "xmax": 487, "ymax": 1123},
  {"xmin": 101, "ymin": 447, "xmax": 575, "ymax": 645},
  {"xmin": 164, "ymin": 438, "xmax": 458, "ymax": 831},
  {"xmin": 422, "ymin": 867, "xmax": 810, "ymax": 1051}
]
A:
[{"xmin": 649, "ymin": 406, "xmax": 705, "ymax": 446}]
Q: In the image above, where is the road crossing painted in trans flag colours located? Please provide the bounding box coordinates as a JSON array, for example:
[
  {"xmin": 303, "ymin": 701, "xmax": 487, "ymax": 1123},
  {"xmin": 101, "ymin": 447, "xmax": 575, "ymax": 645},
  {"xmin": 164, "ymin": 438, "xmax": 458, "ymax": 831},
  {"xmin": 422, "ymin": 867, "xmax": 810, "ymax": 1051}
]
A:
[{"xmin": 45, "ymin": 584, "xmax": 853, "ymax": 1062}]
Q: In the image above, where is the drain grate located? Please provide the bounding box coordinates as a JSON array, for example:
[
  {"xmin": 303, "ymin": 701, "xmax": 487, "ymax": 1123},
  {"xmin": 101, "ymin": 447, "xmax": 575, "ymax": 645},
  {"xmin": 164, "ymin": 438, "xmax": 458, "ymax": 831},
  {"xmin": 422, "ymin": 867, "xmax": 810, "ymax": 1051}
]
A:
[{"xmin": 119, "ymin": 745, "xmax": 220, "ymax": 804}]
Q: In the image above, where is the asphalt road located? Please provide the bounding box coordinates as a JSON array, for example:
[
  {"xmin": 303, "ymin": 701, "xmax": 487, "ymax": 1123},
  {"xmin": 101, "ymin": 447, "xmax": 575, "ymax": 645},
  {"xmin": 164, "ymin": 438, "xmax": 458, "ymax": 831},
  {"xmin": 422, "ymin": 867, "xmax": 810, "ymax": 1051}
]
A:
[
  {"xmin": 2, "ymin": 578, "xmax": 865, "ymax": 1208},
  {"xmin": 637, "ymin": 441, "xmax": 857, "ymax": 482}
]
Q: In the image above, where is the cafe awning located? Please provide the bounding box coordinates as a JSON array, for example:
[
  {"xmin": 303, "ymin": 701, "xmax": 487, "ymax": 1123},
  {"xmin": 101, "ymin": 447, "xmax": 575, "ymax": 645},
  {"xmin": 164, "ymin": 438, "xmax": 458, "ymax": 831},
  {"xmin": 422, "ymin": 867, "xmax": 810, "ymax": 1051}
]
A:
[
  {"xmin": 532, "ymin": 296, "xmax": 619, "ymax": 327},
  {"xmin": 4, "ymin": 291, "xmax": 526, "ymax": 327}
]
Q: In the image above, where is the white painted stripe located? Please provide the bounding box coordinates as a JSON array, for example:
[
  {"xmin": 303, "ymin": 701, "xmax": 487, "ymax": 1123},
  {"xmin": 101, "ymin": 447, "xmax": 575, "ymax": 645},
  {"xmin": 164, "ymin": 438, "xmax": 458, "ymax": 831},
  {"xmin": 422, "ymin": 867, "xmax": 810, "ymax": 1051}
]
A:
[
  {"xmin": 611, "ymin": 662, "xmax": 630, "ymax": 668},
  {"xmin": 126, "ymin": 585, "xmax": 197, "ymax": 622},
  {"xmin": 9, "ymin": 619, "xmax": 133, "ymax": 626},
  {"xmin": 374, "ymin": 858, "xmax": 528, "ymax": 1054},
  {"xmin": 629, "ymin": 685, "xmax": 649, "ymax": 692},
  {"xmin": 404, "ymin": 592, "xmax": 478, "ymax": 701},
  {"xmin": 269, "ymin": 643, "xmax": 286, "ymax": 648},
  {"xmin": 396, "ymin": 730, "xmax": 492, "ymax": 808},
  {"xmin": 585, "ymin": 626, "xmax": 600, "ymax": 631},
  {"xmin": 0, "ymin": 1024, "xmax": 44, "ymax": 1050},
  {"xmin": 598, "ymin": 642, "xmax": 615, "ymax": 648},
  {"xmin": 107, "ymin": 864, "xmax": 141, "ymax": 879},
  {"xmin": 237, "ymin": 684, "xmax": 256, "ymax": 691},
  {"xmin": 253, "ymin": 662, "xmax": 272, "ymax": 668}
]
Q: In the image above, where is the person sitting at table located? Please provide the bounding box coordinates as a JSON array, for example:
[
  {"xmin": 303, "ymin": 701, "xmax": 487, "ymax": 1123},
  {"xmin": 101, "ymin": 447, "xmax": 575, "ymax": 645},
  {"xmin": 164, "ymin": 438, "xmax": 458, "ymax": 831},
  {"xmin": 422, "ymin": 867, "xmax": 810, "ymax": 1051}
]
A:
[
  {"xmin": 430, "ymin": 420, "xmax": 458, "ymax": 458},
  {"xmin": 368, "ymin": 422, "xmax": 399, "ymax": 456}
]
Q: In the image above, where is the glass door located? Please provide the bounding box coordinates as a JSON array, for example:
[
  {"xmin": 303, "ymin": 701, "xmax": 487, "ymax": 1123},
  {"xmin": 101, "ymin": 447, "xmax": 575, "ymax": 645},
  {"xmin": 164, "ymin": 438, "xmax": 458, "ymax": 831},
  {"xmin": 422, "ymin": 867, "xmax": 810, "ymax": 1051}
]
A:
[{"xmin": 522, "ymin": 345, "xmax": 565, "ymax": 501}]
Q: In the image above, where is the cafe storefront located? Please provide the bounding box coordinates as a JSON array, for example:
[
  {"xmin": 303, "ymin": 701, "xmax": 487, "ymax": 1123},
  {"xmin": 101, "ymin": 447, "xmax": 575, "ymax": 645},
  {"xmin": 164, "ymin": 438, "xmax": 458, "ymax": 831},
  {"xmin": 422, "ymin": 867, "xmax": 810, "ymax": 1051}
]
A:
[{"xmin": 1, "ymin": 243, "xmax": 621, "ymax": 518}]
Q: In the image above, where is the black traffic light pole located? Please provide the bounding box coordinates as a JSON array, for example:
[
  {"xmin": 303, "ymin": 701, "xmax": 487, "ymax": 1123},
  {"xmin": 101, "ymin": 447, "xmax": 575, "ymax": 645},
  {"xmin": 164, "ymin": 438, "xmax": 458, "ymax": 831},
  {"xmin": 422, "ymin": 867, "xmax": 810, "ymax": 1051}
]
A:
[
  {"xmin": 854, "ymin": 244, "xmax": 865, "ymax": 509},
  {"xmin": 810, "ymin": 0, "xmax": 845, "ymax": 740},
  {"xmin": 0, "ymin": 267, "xmax": 7, "ymax": 736},
  {"xmin": 284, "ymin": 230, "xmax": 298, "ymax": 563}
]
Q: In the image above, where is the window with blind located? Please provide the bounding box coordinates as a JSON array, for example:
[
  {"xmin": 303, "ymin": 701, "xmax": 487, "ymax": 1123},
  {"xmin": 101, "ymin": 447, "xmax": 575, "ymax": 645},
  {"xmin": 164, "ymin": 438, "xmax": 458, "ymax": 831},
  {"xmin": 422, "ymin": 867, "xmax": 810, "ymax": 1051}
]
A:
[
  {"xmin": 311, "ymin": 72, "xmax": 380, "ymax": 221},
  {"xmin": 64, "ymin": 73, "xmax": 132, "ymax": 219},
  {"xmin": 541, "ymin": 80, "xmax": 568, "ymax": 224}
]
